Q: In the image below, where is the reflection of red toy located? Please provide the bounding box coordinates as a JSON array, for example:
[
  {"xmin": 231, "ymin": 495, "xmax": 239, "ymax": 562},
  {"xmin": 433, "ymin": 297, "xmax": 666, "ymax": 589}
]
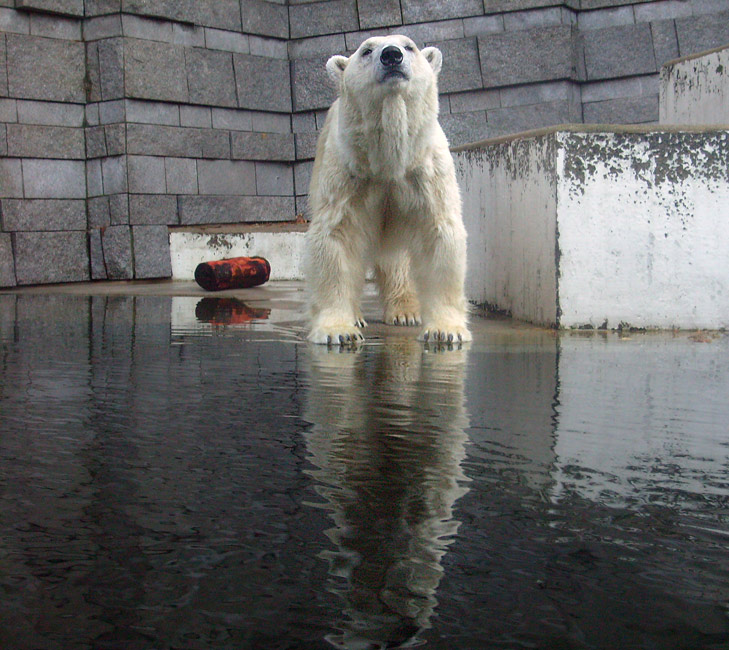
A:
[
  {"xmin": 195, "ymin": 298, "xmax": 271, "ymax": 325},
  {"xmin": 194, "ymin": 256, "xmax": 271, "ymax": 291}
]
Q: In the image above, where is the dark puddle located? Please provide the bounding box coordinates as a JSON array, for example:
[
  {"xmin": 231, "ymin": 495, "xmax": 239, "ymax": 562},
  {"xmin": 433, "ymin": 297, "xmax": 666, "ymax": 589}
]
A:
[{"xmin": 1, "ymin": 294, "xmax": 728, "ymax": 649}]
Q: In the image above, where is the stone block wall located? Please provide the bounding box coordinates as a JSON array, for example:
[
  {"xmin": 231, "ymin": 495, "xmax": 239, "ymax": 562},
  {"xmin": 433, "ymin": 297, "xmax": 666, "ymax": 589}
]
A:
[{"xmin": 1, "ymin": 0, "xmax": 728, "ymax": 287}]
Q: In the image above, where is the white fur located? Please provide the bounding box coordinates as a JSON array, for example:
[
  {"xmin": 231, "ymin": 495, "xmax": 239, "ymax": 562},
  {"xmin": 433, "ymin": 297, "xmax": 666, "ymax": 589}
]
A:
[{"xmin": 305, "ymin": 35, "xmax": 471, "ymax": 345}]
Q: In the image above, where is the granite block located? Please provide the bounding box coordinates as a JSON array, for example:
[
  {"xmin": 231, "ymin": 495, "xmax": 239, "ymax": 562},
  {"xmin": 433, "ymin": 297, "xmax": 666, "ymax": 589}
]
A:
[
  {"xmin": 105, "ymin": 124, "xmax": 126, "ymax": 156},
  {"xmin": 132, "ymin": 224, "xmax": 171, "ymax": 279},
  {"xmin": 121, "ymin": 13, "xmax": 174, "ymax": 41},
  {"xmin": 199, "ymin": 129, "xmax": 230, "ymax": 158},
  {"xmin": 87, "ymin": 195, "xmax": 111, "ymax": 228},
  {"xmin": 109, "ymin": 193, "xmax": 129, "ymax": 224},
  {"xmin": 434, "ymin": 37, "xmax": 483, "ymax": 94},
  {"xmin": 125, "ymin": 99, "xmax": 179, "ymax": 125},
  {"xmin": 401, "ymin": 0, "xmax": 483, "ymax": 24},
  {"xmin": 14, "ymin": 231, "xmax": 89, "ymax": 284},
  {"xmin": 231, "ymin": 131, "xmax": 296, "ymax": 161},
  {"xmin": 124, "ymin": 38, "xmax": 188, "ymax": 103},
  {"xmin": 16, "ymin": 100, "xmax": 85, "ymax": 127},
  {"xmin": 634, "ymin": 1, "xmax": 693, "ymax": 22},
  {"xmin": 6, "ymin": 34, "xmax": 85, "ymax": 103},
  {"xmin": 86, "ymin": 158, "xmax": 103, "ymax": 197},
  {"xmin": 178, "ymin": 195, "xmax": 296, "ymax": 224},
  {"xmin": 289, "ymin": 0, "xmax": 358, "ymax": 39},
  {"xmin": 675, "ymin": 11, "xmax": 729, "ymax": 56},
  {"xmin": 85, "ymin": 0, "xmax": 122, "ymax": 17},
  {"xmin": 97, "ymin": 38, "xmax": 125, "ymax": 101},
  {"xmin": 293, "ymin": 160, "xmax": 313, "ymax": 195},
  {"xmin": 241, "ymin": 0, "xmax": 289, "ymax": 39},
  {"xmin": 180, "ymin": 105, "xmax": 212, "ymax": 128},
  {"xmin": 98, "ymin": 99, "xmax": 125, "ymax": 124},
  {"xmin": 186, "ymin": 48, "xmax": 237, "ymax": 108},
  {"xmin": 294, "ymin": 131, "xmax": 319, "ymax": 160},
  {"xmin": 449, "ymin": 88, "xmax": 501, "ymax": 113},
  {"xmin": 234, "ymin": 53, "xmax": 292, "ymax": 112},
  {"xmin": 439, "ymin": 110, "xmax": 491, "ymax": 147},
  {"xmin": 15, "ymin": 0, "xmax": 84, "ymax": 16},
  {"xmin": 650, "ymin": 19, "xmax": 679, "ymax": 66},
  {"xmin": 479, "ymin": 25, "xmax": 576, "ymax": 88},
  {"xmin": 121, "ymin": 0, "xmax": 196, "ymax": 24},
  {"xmin": 399, "ymin": 21, "xmax": 466, "ymax": 47},
  {"xmin": 463, "ymin": 14, "xmax": 504, "ymax": 37},
  {"xmin": 250, "ymin": 111, "xmax": 291, "ymax": 134},
  {"xmin": 0, "ymin": 159, "xmax": 24, "ymax": 198},
  {"xmin": 197, "ymin": 159, "xmax": 256, "ymax": 195},
  {"xmin": 83, "ymin": 14, "xmax": 123, "ymax": 41},
  {"xmin": 0, "ymin": 37, "xmax": 7, "ymax": 97},
  {"xmin": 255, "ymin": 162, "xmax": 294, "ymax": 196},
  {"xmin": 290, "ymin": 55, "xmax": 336, "ymax": 112},
  {"xmin": 504, "ymin": 7, "xmax": 573, "ymax": 31},
  {"xmin": 211, "ymin": 107, "xmax": 253, "ymax": 131},
  {"xmin": 29, "ymin": 13, "xmax": 82, "ymax": 39},
  {"xmin": 194, "ymin": 0, "xmax": 242, "ymax": 32},
  {"xmin": 129, "ymin": 193, "xmax": 178, "ymax": 224},
  {"xmin": 7, "ymin": 124, "xmax": 85, "ymax": 159},
  {"xmin": 126, "ymin": 123, "xmax": 194, "ymax": 156},
  {"xmin": 486, "ymin": 100, "xmax": 575, "ymax": 136},
  {"xmin": 0, "ymin": 7, "xmax": 30, "ymax": 34},
  {"xmin": 358, "ymin": 0, "xmax": 402, "ymax": 29},
  {"xmin": 22, "ymin": 159, "xmax": 86, "ymax": 199},
  {"xmin": 0, "ymin": 233, "xmax": 15, "ymax": 287},
  {"xmin": 89, "ymin": 227, "xmax": 106, "ymax": 280},
  {"xmin": 164, "ymin": 157, "xmax": 198, "ymax": 194},
  {"xmin": 583, "ymin": 94, "xmax": 658, "ymax": 123},
  {"xmin": 204, "ymin": 28, "xmax": 250, "ymax": 54},
  {"xmin": 581, "ymin": 24, "xmax": 657, "ymax": 81},
  {"xmin": 101, "ymin": 155, "xmax": 128, "ymax": 194},
  {"xmin": 102, "ymin": 225, "xmax": 133, "ymax": 279},
  {"xmin": 127, "ymin": 155, "xmax": 166, "ymax": 194},
  {"xmin": 577, "ymin": 6, "xmax": 635, "ymax": 31},
  {"xmin": 0, "ymin": 198, "xmax": 86, "ymax": 231},
  {"xmin": 250, "ymin": 37, "xmax": 289, "ymax": 61}
]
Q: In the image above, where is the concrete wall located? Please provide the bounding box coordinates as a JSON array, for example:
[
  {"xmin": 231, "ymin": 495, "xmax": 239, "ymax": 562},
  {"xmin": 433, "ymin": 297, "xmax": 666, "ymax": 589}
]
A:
[
  {"xmin": 455, "ymin": 126, "xmax": 729, "ymax": 330},
  {"xmin": 2, "ymin": 0, "xmax": 729, "ymax": 287},
  {"xmin": 660, "ymin": 44, "xmax": 729, "ymax": 125}
]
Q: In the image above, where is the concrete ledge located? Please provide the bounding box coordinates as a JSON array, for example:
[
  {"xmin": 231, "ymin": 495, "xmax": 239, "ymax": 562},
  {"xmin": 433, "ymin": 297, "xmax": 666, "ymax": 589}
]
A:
[
  {"xmin": 456, "ymin": 126, "xmax": 729, "ymax": 329},
  {"xmin": 660, "ymin": 44, "xmax": 729, "ymax": 125},
  {"xmin": 169, "ymin": 223, "xmax": 308, "ymax": 281}
]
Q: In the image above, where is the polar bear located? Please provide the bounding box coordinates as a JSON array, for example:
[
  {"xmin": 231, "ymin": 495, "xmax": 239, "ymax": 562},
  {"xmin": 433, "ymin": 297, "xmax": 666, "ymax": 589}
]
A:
[{"xmin": 305, "ymin": 34, "xmax": 471, "ymax": 345}]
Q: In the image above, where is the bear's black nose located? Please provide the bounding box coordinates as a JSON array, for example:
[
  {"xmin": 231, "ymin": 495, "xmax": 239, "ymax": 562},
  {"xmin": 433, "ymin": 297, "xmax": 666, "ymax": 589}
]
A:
[{"xmin": 380, "ymin": 45, "xmax": 403, "ymax": 67}]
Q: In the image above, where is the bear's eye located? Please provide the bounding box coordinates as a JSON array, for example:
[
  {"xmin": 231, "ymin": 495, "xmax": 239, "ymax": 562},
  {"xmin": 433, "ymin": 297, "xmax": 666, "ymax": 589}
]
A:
[
  {"xmin": 404, "ymin": 45, "xmax": 415, "ymax": 52},
  {"xmin": 361, "ymin": 47, "xmax": 372, "ymax": 57}
]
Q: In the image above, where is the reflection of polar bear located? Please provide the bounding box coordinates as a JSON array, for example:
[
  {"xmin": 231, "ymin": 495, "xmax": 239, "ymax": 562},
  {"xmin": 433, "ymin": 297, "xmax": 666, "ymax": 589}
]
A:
[
  {"xmin": 305, "ymin": 35, "xmax": 470, "ymax": 346},
  {"xmin": 304, "ymin": 341, "xmax": 470, "ymax": 649}
]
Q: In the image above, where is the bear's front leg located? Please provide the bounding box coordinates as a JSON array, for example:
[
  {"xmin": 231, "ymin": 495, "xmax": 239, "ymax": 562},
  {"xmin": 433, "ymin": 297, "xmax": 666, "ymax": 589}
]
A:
[
  {"xmin": 413, "ymin": 221, "xmax": 472, "ymax": 344},
  {"xmin": 306, "ymin": 225, "xmax": 367, "ymax": 345},
  {"xmin": 375, "ymin": 249, "xmax": 421, "ymax": 327}
]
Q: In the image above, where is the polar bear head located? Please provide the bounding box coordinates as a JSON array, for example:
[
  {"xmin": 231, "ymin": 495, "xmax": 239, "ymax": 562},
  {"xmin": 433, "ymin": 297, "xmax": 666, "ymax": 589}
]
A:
[{"xmin": 326, "ymin": 35, "xmax": 443, "ymax": 102}]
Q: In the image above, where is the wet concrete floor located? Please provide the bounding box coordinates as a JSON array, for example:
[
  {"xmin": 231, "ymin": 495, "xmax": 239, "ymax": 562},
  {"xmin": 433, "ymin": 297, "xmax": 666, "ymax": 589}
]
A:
[{"xmin": 1, "ymin": 280, "xmax": 728, "ymax": 649}]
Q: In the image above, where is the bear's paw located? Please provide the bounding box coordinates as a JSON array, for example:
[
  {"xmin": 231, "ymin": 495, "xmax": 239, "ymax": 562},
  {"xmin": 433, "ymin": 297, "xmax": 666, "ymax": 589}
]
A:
[{"xmin": 419, "ymin": 322, "xmax": 471, "ymax": 344}]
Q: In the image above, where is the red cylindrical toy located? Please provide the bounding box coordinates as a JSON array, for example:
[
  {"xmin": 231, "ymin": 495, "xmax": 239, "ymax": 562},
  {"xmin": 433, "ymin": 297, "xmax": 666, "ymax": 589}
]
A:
[{"xmin": 194, "ymin": 256, "xmax": 271, "ymax": 291}]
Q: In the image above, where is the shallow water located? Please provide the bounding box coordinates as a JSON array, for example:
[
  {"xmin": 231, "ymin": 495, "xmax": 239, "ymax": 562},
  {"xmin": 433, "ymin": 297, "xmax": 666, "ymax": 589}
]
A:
[{"xmin": 1, "ymin": 294, "xmax": 729, "ymax": 649}]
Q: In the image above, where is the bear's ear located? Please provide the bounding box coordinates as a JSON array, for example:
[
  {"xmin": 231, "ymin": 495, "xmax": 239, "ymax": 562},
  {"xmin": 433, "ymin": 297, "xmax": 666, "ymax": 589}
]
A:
[
  {"xmin": 326, "ymin": 55, "xmax": 349, "ymax": 85},
  {"xmin": 421, "ymin": 47, "xmax": 443, "ymax": 75}
]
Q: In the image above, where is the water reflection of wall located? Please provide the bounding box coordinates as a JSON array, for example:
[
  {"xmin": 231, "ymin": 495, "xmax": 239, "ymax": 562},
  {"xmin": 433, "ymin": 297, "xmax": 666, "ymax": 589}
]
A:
[
  {"xmin": 552, "ymin": 334, "xmax": 729, "ymax": 509},
  {"xmin": 304, "ymin": 341, "xmax": 470, "ymax": 650}
]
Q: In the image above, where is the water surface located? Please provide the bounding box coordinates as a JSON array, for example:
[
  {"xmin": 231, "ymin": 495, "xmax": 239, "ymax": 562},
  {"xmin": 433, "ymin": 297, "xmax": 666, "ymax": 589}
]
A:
[{"xmin": 1, "ymin": 294, "xmax": 728, "ymax": 649}]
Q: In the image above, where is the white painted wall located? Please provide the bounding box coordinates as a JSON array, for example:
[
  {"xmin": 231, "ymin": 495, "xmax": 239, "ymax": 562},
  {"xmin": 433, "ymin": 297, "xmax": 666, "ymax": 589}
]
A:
[
  {"xmin": 170, "ymin": 230, "xmax": 307, "ymax": 281},
  {"xmin": 455, "ymin": 127, "xmax": 729, "ymax": 330},
  {"xmin": 660, "ymin": 45, "xmax": 729, "ymax": 125},
  {"xmin": 455, "ymin": 136, "xmax": 558, "ymax": 326},
  {"xmin": 557, "ymin": 130, "xmax": 729, "ymax": 330}
]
